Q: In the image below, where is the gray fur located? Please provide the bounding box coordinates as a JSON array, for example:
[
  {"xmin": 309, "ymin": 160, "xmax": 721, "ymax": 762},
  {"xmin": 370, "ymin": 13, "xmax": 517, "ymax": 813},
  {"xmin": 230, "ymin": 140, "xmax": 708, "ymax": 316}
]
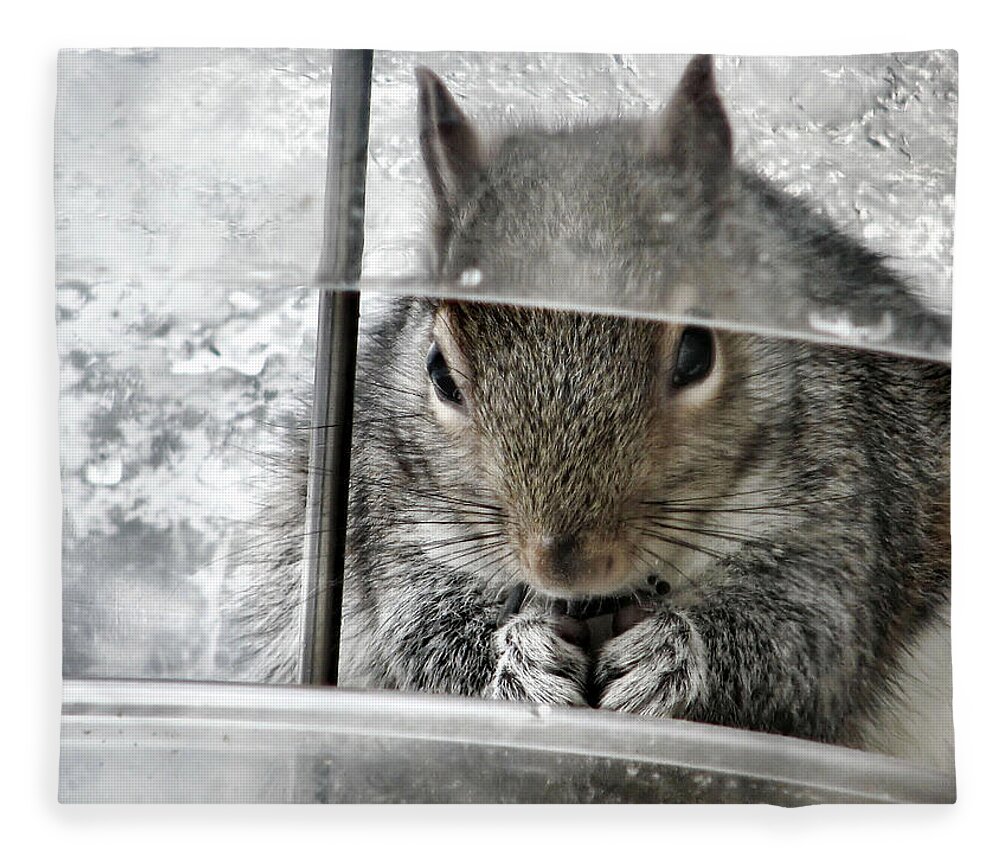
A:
[{"xmin": 221, "ymin": 56, "xmax": 951, "ymax": 761}]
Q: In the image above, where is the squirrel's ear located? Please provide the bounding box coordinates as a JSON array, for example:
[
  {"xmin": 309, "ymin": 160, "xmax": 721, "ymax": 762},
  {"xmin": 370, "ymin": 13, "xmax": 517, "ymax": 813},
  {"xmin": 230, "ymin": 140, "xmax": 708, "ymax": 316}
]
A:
[
  {"xmin": 649, "ymin": 55, "xmax": 732, "ymax": 202},
  {"xmin": 416, "ymin": 67, "xmax": 484, "ymax": 214}
]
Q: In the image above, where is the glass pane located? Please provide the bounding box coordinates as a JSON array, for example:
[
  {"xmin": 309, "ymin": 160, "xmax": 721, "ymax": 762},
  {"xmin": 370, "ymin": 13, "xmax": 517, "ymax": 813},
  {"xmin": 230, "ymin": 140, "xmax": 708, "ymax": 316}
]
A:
[
  {"xmin": 57, "ymin": 48, "xmax": 327, "ymax": 679},
  {"xmin": 346, "ymin": 50, "xmax": 955, "ymax": 361}
]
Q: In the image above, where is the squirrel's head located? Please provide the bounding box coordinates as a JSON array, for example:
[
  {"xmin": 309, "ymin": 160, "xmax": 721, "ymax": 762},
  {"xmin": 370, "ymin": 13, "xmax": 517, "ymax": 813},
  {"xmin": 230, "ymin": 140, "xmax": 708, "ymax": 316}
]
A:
[{"xmin": 410, "ymin": 57, "xmax": 764, "ymax": 598}]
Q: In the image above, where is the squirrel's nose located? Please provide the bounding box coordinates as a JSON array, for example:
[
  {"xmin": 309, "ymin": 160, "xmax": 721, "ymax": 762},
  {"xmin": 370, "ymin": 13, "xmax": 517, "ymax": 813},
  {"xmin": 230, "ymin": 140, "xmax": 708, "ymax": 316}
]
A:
[
  {"xmin": 541, "ymin": 533, "xmax": 580, "ymax": 576},
  {"xmin": 526, "ymin": 532, "xmax": 581, "ymax": 584}
]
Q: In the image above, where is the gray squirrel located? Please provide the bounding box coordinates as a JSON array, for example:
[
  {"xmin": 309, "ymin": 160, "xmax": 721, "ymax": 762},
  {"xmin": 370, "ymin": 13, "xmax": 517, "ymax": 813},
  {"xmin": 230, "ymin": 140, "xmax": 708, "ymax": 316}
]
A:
[{"xmin": 221, "ymin": 55, "xmax": 952, "ymax": 769}]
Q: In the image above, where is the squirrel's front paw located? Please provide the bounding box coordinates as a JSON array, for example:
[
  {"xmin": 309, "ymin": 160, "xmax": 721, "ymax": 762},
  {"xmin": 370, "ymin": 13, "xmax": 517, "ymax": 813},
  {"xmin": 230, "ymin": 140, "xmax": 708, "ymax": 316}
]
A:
[
  {"xmin": 488, "ymin": 609, "xmax": 589, "ymax": 706},
  {"xmin": 594, "ymin": 609, "xmax": 705, "ymax": 717}
]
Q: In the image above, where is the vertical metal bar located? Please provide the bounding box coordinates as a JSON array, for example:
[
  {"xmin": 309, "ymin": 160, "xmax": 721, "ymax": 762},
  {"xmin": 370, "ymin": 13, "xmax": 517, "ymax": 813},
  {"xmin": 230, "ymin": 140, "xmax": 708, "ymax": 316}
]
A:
[{"xmin": 298, "ymin": 49, "xmax": 373, "ymax": 686}]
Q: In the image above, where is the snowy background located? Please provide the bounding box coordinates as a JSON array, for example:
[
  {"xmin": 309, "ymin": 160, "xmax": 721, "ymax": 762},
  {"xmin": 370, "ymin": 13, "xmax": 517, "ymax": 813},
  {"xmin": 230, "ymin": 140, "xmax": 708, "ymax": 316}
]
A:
[{"xmin": 56, "ymin": 49, "xmax": 957, "ymax": 681}]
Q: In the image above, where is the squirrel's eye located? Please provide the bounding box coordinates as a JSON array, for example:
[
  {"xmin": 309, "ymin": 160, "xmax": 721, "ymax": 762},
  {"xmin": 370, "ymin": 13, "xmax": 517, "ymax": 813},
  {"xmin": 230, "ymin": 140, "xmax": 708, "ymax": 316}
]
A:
[
  {"xmin": 426, "ymin": 342, "xmax": 465, "ymax": 406},
  {"xmin": 672, "ymin": 327, "xmax": 715, "ymax": 387}
]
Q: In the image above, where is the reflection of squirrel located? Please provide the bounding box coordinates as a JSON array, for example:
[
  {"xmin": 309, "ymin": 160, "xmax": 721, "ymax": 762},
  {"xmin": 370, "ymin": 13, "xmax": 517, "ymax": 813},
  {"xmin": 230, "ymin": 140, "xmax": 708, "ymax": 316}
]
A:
[{"xmin": 221, "ymin": 56, "xmax": 952, "ymax": 768}]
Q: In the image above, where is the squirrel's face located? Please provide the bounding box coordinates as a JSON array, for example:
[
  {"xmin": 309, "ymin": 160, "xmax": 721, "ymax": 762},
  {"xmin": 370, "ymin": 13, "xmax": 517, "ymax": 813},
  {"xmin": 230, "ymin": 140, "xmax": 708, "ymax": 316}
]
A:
[
  {"xmin": 409, "ymin": 61, "xmax": 765, "ymax": 598},
  {"xmin": 422, "ymin": 302, "xmax": 748, "ymax": 597}
]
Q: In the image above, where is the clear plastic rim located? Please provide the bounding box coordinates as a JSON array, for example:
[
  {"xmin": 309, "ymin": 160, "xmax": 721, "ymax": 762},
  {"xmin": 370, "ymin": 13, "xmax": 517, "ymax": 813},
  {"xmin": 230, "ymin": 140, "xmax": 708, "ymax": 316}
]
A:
[{"xmin": 61, "ymin": 678, "xmax": 956, "ymax": 803}]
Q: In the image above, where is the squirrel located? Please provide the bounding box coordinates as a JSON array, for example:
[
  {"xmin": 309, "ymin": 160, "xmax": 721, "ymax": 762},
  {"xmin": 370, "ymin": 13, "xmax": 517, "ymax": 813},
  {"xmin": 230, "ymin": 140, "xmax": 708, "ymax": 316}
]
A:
[{"xmin": 220, "ymin": 55, "xmax": 952, "ymax": 769}]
